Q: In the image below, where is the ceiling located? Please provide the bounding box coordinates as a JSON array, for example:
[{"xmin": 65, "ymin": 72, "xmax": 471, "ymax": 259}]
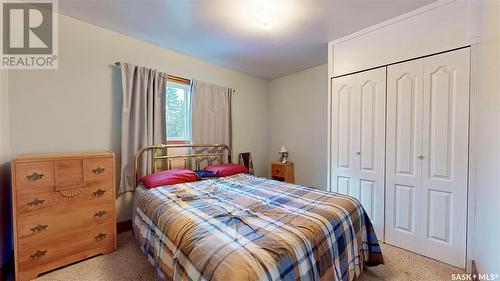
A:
[{"xmin": 58, "ymin": 0, "xmax": 435, "ymax": 79}]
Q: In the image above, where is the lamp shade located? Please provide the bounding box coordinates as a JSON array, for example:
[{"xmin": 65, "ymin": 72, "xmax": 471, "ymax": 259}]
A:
[{"xmin": 279, "ymin": 146, "xmax": 288, "ymax": 153}]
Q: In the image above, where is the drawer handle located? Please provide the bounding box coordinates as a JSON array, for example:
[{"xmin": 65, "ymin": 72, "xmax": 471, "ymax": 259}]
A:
[
  {"xmin": 94, "ymin": 210, "xmax": 107, "ymax": 218},
  {"xmin": 30, "ymin": 249, "xmax": 47, "ymax": 260},
  {"xmin": 26, "ymin": 172, "xmax": 44, "ymax": 181},
  {"xmin": 30, "ymin": 224, "xmax": 48, "ymax": 233},
  {"xmin": 92, "ymin": 188, "xmax": 106, "ymax": 197},
  {"xmin": 92, "ymin": 167, "xmax": 106, "ymax": 175},
  {"xmin": 27, "ymin": 198, "xmax": 45, "ymax": 207},
  {"xmin": 94, "ymin": 233, "xmax": 107, "ymax": 242}
]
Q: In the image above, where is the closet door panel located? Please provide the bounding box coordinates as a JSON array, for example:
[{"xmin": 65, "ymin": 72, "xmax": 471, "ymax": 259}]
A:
[
  {"xmin": 360, "ymin": 81, "xmax": 376, "ymax": 171},
  {"xmin": 337, "ymin": 85, "xmax": 353, "ymax": 169},
  {"xmin": 385, "ymin": 60, "xmax": 423, "ymax": 253},
  {"xmin": 395, "ymin": 75, "xmax": 417, "ymax": 176},
  {"xmin": 356, "ymin": 68, "xmax": 386, "ymax": 240},
  {"xmin": 420, "ymin": 48, "xmax": 469, "ymax": 268},
  {"xmin": 331, "ymin": 75, "xmax": 358, "ymax": 196},
  {"xmin": 331, "ymin": 67, "xmax": 386, "ymax": 241},
  {"xmin": 393, "ymin": 184, "xmax": 415, "ymax": 232}
]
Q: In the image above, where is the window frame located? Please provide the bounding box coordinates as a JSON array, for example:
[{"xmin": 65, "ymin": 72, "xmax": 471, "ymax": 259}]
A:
[{"xmin": 166, "ymin": 76, "xmax": 191, "ymax": 144}]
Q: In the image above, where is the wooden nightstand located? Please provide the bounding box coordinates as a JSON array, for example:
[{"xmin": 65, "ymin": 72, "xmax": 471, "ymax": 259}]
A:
[{"xmin": 271, "ymin": 161, "xmax": 294, "ymax": 183}]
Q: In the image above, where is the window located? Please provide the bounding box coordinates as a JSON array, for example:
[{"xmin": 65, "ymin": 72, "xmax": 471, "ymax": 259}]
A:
[{"xmin": 166, "ymin": 80, "xmax": 191, "ymax": 143}]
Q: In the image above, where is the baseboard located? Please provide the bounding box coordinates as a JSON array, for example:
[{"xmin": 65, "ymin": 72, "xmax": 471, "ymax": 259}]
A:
[{"xmin": 117, "ymin": 220, "xmax": 132, "ymax": 233}]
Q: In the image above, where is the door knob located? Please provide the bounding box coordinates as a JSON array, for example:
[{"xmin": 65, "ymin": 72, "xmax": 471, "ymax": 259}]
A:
[
  {"xmin": 355, "ymin": 151, "xmax": 361, "ymax": 155},
  {"xmin": 417, "ymin": 154, "xmax": 424, "ymax": 159}
]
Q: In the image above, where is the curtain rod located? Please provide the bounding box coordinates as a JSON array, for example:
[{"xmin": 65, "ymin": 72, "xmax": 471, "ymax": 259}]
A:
[{"xmin": 114, "ymin": 62, "xmax": 236, "ymax": 94}]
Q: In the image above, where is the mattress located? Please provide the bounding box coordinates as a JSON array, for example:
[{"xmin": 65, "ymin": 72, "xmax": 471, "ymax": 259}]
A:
[{"xmin": 133, "ymin": 173, "xmax": 383, "ymax": 281}]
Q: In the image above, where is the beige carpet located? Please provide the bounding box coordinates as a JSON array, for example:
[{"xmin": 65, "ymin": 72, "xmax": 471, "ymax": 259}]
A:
[{"xmin": 33, "ymin": 231, "xmax": 465, "ymax": 281}]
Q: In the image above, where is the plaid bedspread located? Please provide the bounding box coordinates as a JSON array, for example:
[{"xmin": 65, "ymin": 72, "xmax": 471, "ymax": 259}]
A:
[{"xmin": 133, "ymin": 174, "xmax": 383, "ymax": 281}]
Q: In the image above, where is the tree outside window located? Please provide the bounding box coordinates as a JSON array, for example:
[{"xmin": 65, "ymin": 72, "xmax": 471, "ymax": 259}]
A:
[{"xmin": 166, "ymin": 81, "xmax": 191, "ymax": 142}]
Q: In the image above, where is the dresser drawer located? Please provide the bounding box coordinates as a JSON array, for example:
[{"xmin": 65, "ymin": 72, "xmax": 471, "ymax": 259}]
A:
[
  {"xmin": 85, "ymin": 177, "xmax": 114, "ymax": 199},
  {"xmin": 16, "ymin": 178, "xmax": 114, "ymax": 216},
  {"xmin": 15, "ymin": 161, "xmax": 54, "ymax": 189},
  {"xmin": 272, "ymin": 164, "xmax": 285, "ymax": 177},
  {"xmin": 18, "ymin": 223, "xmax": 114, "ymax": 269},
  {"xmin": 54, "ymin": 159, "xmax": 84, "ymax": 189},
  {"xmin": 83, "ymin": 158, "xmax": 113, "ymax": 181},
  {"xmin": 17, "ymin": 202, "xmax": 114, "ymax": 241},
  {"xmin": 16, "ymin": 191, "xmax": 53, "ymax": 216}
]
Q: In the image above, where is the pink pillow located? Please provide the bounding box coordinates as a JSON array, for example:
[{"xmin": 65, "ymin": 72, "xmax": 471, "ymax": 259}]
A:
[
  {"xmin": 204, "ymin": 163, "xmax": 248, "ymax": 177},
  {"xmin": 142, "ymin": 169, "xmax": 198, "ymax": 189}
]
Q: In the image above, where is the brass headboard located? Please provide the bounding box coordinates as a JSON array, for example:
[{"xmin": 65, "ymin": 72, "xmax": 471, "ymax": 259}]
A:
[{"xmin": 134, "ymin": 143, "xmax": 232, "ymax": 187}]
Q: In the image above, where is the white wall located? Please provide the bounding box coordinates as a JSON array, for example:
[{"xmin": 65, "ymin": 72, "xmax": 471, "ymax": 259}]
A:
[
  {"xmin": 0, "ymin": 70, "xmax": 11, "ymax": 271},
  {"xmin": 268, "ymin": 64, "xmax": 328, "ymax": 189},
  {"xmin": 7, "ymin": 14, "xmax": 269, "ymax": 222},
  {"xmin": 474, "ymin": 0, "xmax": 500, "ymax": 274}
]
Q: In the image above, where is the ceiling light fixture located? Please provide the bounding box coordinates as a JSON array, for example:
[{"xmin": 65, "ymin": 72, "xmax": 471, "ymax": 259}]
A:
[
  {"xmin": 255, "ymin": 2, "xmax": 273, "ymax": 30},
  {"xmin": 230, "ymin": 0, "xmax": 298, "ymax": 33}
]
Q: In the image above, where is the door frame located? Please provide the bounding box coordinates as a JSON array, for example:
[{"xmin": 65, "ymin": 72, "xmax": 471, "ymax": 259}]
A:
[
  {"xmin": 465, "ymin": 43, "xmax": 478, "ymax": 272},
  {"xmin": 327, "ymin": 45, "xmax": 478, "ymax": 271}
]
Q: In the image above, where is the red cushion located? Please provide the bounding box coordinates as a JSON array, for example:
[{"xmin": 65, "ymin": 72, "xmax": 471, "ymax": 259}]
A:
[
  {"xmin": 141, "ymin": 169, "xmax": 198, "ymax": 189},
  {"xmin": 204, "ymin": 163, "xmax": 248, "ymax": 177}
]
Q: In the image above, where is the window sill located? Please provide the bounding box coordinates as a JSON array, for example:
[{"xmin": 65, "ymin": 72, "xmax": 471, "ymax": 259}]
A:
[{"xmin": 167, "ymin": 140, "xmax": 190, "ymax": 145}]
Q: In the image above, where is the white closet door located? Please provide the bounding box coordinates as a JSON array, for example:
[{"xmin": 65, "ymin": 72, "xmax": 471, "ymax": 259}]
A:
[
  {"xmin": 331, "ymin": 68, "xmax": 386, "ymax": 240},
  {"xmin": 331, "ymin": 75, "xmax": 358, "ymax": 197},
  {"xmin": 386, "ymin": 48, "xmax": 469, "ymax": 268},
  {"xmin": 355, "ymin": 69, "xmax": 386, "ymax": 240},
  {"xmin": 420, "ymin": 48, "xmax": 469, "ymax": 268},
  {"xmin": 385, "ymin": 59, "xmax": 424, "ymax": 253}
]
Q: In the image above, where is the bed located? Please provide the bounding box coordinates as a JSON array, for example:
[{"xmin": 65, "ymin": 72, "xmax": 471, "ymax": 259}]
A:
[{"xmin": 132, "ymin": 144, "xmax": 383, "ymax": 281}]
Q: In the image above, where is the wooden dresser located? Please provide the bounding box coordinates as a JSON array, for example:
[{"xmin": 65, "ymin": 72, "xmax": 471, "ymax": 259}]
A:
[
  {"xmin": 271, "ymin": 161, "xmax": 294, "ymax": 183},
  {"xmin": 11, "ymin": 152, "xmax": 117, "ymax": 281}
]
